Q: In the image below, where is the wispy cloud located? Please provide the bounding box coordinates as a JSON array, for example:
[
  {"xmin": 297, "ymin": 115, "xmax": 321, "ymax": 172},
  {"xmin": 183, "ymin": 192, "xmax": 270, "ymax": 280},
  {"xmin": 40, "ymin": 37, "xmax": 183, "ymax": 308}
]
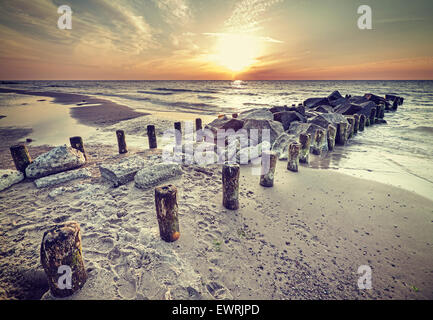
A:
[
  {"xmin": 224, "ymin": 0, "xmax": 283, "ymax": 33},
  {"xmin": 152, "ymin": 0, "xmax": 192, "ymax": 26}
]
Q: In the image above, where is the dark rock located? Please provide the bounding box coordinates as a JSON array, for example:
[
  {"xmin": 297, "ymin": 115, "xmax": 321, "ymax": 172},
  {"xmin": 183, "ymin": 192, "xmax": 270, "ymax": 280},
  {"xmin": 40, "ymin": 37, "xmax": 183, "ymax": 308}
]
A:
[
  {"xmin": 313, "ymin": 105, "xmax": 334, "ymax": 113},
  {"xmin": 307, "ymin": 113, "xmax": 349, "ymax": 129},
  {"xmin": 238, "ymin": 108, "xmax": 274, "ymax": 120},
  {"xmin": 303, "ymin": 97, "xmax": 330, "ymax": 109},
  {"xmin": 364, "ymin": 93, "xmax": 386, "ymax": 105},
  {"xmin": 334, "ymin": 103, "xmax": 363, "ymax": 115},
  {"xmin": 327, "ymin": 90, "xmax": 343, "ymax": 101},
  {"xmin": 273, "ymin": 111, "xmax": 306, "ymax": 130},
  {"xmin": 354, "ymin": 101, "xmax": 377, "ymax": 117},
  {"xmin": 205, "ymin": 116, "xmax": 244, "ymax": 134}
]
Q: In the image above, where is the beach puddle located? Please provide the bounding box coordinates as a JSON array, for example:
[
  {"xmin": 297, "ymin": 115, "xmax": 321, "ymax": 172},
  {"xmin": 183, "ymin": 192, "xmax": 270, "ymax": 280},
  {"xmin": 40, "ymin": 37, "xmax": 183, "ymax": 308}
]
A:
[{"xmin": 0, "ymin": 93, "xmax": 98, "ymax": 146}]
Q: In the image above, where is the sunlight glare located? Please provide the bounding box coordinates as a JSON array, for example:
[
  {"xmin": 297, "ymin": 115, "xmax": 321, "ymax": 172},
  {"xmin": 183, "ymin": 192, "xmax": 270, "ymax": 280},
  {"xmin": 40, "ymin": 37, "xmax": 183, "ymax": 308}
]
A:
[{"xmin": 213, "ymin": 34, "xmax": 261, "ymax": 73}]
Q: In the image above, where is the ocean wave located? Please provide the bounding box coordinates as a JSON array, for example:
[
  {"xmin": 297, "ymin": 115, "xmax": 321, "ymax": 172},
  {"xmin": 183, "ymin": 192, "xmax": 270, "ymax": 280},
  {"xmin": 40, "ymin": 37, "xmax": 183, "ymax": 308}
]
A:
[
  {"xmin": 412, "ymin": 126, "xmax": 433, "ymax": 134},
  {"xmin": 198, "ymin": 95, "xmax": 217, "ymax": 100},
  {"xmin": 137, "ymin": 90, "xmax": 174, "ymax": 96},
  {"xmin": 153, "ymin": 87, "xmax": 219, "ymax": 94}
]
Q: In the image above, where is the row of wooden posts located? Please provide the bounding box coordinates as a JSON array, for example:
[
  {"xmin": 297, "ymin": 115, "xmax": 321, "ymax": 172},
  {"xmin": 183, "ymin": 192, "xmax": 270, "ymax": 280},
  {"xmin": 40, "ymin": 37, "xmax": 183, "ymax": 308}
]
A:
[{"xmin": 8, "ymin": 119, "xmax": 201, "ymax": 176}]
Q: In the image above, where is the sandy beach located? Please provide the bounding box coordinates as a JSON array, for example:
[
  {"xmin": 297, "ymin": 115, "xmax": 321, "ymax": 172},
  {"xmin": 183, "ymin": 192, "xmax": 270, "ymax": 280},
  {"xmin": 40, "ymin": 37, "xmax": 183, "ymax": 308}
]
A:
[{"xmin": 0, "ymin": 91, "xmax": 432, "ymax": 300}]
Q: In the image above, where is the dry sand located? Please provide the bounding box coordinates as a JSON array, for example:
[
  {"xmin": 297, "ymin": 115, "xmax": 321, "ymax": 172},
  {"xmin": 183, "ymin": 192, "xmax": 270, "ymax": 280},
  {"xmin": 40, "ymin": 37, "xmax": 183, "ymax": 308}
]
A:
[{"xmin": 0, "ymin": 91, "xmax": 432, "ymax": 300}]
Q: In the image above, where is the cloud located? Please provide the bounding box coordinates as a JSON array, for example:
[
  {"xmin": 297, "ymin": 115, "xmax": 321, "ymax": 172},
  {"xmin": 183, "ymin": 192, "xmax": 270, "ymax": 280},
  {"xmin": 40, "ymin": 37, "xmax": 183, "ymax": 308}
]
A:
[
  {"xmin": 224, "ymin": 0, "xmax": 283, "ymax": 33},
  {"xmin": 152, "ymin": 0, "xmax": 192, "ymax": 26}
]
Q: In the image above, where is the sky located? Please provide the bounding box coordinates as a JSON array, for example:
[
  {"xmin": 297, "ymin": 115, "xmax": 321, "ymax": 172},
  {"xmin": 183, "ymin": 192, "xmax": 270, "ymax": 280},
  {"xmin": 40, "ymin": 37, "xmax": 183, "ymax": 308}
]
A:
[{"xmin": 0, "ymin": 0, "xmax": 432, "ymax": 80}]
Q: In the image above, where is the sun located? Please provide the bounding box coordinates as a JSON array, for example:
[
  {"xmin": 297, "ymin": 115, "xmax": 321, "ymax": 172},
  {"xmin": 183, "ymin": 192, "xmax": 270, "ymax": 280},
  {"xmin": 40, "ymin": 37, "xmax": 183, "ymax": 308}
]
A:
[{"xmin": 213, "ymin": 34, "xmax": 261, "ymax": 73}]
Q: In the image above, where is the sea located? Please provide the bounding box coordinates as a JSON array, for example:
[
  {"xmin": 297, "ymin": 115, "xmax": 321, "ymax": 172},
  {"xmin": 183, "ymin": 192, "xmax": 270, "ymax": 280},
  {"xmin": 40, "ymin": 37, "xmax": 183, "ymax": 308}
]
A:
[{"xmin": 1, "ymin": 80, "xmax": 433, "ymax": 201}]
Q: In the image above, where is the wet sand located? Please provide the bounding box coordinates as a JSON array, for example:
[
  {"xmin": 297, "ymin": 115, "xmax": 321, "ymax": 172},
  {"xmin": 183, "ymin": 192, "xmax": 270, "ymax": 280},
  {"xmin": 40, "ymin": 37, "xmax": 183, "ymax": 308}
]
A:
[{"xmin": 0, "ymin": 88, "xmax": 147, "ymax": 127}]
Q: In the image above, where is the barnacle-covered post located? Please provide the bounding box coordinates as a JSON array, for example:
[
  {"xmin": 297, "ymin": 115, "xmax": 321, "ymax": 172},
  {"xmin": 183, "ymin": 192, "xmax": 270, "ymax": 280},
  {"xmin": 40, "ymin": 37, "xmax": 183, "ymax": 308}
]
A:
[
  {"xmin": 222, "ymin": 163, "xmax": 240, "ymax": 210},
  {"xmin": 10, "ymin": 144, "xmax": 32, "ymax": 175},
  {"xmin": 260, "ymin": 151, "xmax": 277, "ymax": 187},
  {"xmin": 155, "ymin": 185, "xmax": 180, "ymax": 242},
  {"xmin": 69, "ymin": 136, "xmax": 86, "ymax": 160},
  {"xmin": 116, "ymin": 130, "xmax": 128, "ymax": 154},
  {"xmin": 147, "ymin": 125, "xmax": 157, "ymax": 149},
  {"xmin": 359, "ymin": 114, "xmax": 366, "ymax": 131},
  {"xmin": 299, "ymin": 133, "xmax": 310, "ymax": 164},
  {"xmin": 40, "ymin": 221, "xmax": 87, "ymax": 298},
  {"xmin": 327, "ymin": 124, "xmax": 336, "ymax": 151},
  {"xmin": 336, "ymin": 122, "xmax": 348, "ymax": 145},
  {"xmin": 174, "ymin": 122, "xmax": 182, "ymax": 146},
  {"xmin": 287, "ymin": 142, "xmax": 300, "ymax": 172}
]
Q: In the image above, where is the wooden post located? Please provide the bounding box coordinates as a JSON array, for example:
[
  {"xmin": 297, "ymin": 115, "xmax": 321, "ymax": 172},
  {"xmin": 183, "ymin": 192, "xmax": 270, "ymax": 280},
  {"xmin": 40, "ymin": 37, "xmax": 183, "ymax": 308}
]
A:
[
  {"xmin": 327, "ymin": 125, "xmax": 336, "ymax": 151},
  {"xmin": 369, "ymin": 108, "xmax": 376, "ymax": 125},
  {"xmin": 116, "ymin": 130, "xmax": 127, "ymax": 154},
  {"xmin": 353, "ymin": 114, "xmax": 360, "ymax": 135},
  {"xmin": 359, "ymin": 114, "xmax": 366, "ymax": 131},
  {"xmin": 147, "ymin": 125, "xmax": 157, "ymax": 149},
  {"xmin": 222, "ymin": 163, "xmax": 240, "ymax": 210},
  {"xmin": 260, "ymin": 151, "xmax": 277, "ymax": 187},
  {"xmin": 40, "ymin": 221, "xmax": 87, "ymax": 298},
  {"xmin": 311, "ymin": 129, "xmax": 325, "ymax": 155},
  {"xmin": 174, "ymin": 122, "xmax": 182, "ymax": 146},
  {"xmin": 299, "ymin": 133, "xmax": 310, "ymax": 164},
  {"xmin": 336, "ymin": 122, "xmax": 348, "ymax": 145},
  {"xmin": 155, "ymin": 185, "xmax": 180, "ymax": 242},
  {"xmin": 10, "ymin": 144, "xmax": 32, "ymax": 175},
  {"xmin": 195, "ymin": 118, "xmax": 202, "ymax": 142},
  {"xmin": 346, "ymin": 117, "xmax": 355, "ymax": 139},
  {"xmin": 69, "ymin": 136, "xmax": 86, "ymax": 160},
  {"xmin": 287, "ymin": 142, "xmax": 300, "ymax": 172}
]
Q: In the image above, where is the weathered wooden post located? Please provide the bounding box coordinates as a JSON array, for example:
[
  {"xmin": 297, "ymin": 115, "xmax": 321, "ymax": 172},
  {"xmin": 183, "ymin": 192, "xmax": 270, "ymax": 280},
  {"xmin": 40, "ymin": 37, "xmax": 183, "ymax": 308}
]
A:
[
  {"xmin": 40, "ymin": 221, "xmax": 87, "ymax": 298},
  {"xmin": 369, "ymin": 108, "xmax": 376, "ymax": 125},
  {"xmin": 346, "ymin": 117, "xmax": 355, "ymax": 139},
  {"xmin": 353, "ymin": 114, "xmax": 360, "ymax": 135},
  {"xmin": 174, "ymin": 122, "xmax": 182, "ymax": 146},
  {"xmin": 287, "ymin": 142, "xmax": 300, "ymax": 172},
  {"xmin": 147, "ymin": 125, "xmax": 157, "ymax": 149},
  {"xmin": 116, "ymin": 130, "xmax": 127, "ymax": 154},
  {"xmin": 359, "ymin": 114, "xmax": 366, "ymax": 131},
  {"xmin": 299, "ymin": 133, "xmax": 310, "ymax": 164},
  {"xmin": 260, "ymin": 151, "xmax": 277, "ymax": 187},
  {"xmin": 336, "ymin": 122, "xmax": 348, "ymax": 145},
  {"xmin": 69, "ymin": 136, "xmax": 86, "ymax": 160},
  {"xmin": 155, "ymin": 185, "xmax": 180, "ymax": 242},
  {"xmin": 222, "ymin": 163, "xmax": 240, "ymax": 210},
  {"xmin": 195, "ymin": 118, "xmax": 202, "ymax": 142},
  {"xmin": 10, "ymin": 144, "xmax": 32, "ymax": 175},
  {"xmin": 311, "ymin": 129, "xmax": 326, "ymax": 155},
  {"xmin": 327, "ymin": 125, "xmax": 336, "ymax": 151}
]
